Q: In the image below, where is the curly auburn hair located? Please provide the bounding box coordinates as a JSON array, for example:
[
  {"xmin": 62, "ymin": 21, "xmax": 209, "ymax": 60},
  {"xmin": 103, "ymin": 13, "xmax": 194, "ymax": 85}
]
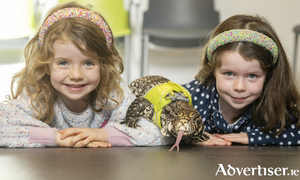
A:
[{"xmin": 9, "ymin": 1, "xmax": 124, "ymax": 124}]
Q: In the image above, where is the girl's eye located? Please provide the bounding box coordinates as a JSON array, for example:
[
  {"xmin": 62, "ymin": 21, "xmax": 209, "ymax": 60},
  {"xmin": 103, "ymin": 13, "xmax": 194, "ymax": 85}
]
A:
[
  {"xmin": 225, "ymin": 72, "xmax": 233, "ymax": 76},
  {"xmin": 248, "ymin": 74, "xmax": 257, "ymax": 79},
  {"xmin": 58, "ymin": 61, "xmax": 68, "ymax": 66},
  {"xmin": 84, "ymin": 61, "xmax": 95, "ymax": 66}
]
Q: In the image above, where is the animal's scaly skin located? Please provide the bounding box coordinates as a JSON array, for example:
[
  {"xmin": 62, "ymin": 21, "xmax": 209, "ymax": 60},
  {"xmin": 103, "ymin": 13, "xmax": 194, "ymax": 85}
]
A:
[{"xmin": 121, "ymin": 76, "xmax": 209, "ymax": 148}]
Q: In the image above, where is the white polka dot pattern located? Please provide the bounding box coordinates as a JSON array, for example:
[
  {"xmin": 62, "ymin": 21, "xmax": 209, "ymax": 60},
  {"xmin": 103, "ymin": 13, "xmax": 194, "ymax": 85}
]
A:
[{"xmin": 183, "ymin": 80, "xmax": 300, "ymax": 146}]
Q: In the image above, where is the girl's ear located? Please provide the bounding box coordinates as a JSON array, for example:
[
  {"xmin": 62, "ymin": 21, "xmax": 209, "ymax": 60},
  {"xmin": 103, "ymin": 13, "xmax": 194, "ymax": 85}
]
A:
[{"xmin": 45, "ymin": 65, "xmax": 50, "ymax": 75}]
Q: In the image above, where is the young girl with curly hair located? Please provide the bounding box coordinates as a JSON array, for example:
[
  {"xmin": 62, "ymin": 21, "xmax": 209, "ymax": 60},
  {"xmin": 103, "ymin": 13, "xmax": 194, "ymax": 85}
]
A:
[{"xmin": 0, "ymin": 1, "xmax": 173, "ymax": 148}]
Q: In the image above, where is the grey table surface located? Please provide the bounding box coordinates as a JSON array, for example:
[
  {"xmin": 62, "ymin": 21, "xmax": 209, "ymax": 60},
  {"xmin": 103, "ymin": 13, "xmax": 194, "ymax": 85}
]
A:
[{"xmin": 0, "ymin": 145, "xmax": 300, "ymax": 180}]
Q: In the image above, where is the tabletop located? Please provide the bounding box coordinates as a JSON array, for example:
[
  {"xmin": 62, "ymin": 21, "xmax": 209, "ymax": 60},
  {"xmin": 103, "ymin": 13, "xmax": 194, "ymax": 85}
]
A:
[{"xmin": 0, "ymin": 145, "xmax": 300, "ymax": 180}]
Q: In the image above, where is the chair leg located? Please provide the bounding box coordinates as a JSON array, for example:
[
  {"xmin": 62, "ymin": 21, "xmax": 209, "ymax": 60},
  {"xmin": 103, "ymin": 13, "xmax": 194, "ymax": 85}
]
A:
[
  {"xmin": 293, "ymin": 33, "xmax": 299, "ymax": 73},
  {"xmin": 124, "ymin": 35, "xmax": 131, "ymax": 83},
  {"xmin": 141, "ymin": 34, "xmax": 149, "ymax": 77}
]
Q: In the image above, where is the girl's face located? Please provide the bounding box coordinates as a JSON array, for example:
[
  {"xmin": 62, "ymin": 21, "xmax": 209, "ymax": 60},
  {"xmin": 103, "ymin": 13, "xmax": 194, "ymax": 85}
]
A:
[
  {"xmin": 214, "ymin": 51, "xmax": 266, "ymax": 114},
  {"xmin": 47, "ymin": 39, "xmax": 100, "ymax": 112}
]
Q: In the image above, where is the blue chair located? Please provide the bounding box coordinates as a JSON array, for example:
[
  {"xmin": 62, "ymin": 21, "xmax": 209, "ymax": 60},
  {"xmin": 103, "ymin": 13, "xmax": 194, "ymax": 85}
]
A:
[{"xmin": 141, "ymin": 0, "xmax": 219, "ymax": 77}]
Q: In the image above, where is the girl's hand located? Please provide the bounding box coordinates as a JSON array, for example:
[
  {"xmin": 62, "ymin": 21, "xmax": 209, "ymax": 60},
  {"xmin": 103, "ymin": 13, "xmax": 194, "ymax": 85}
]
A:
[
  {"xmin": 55, "ymin": 131, "xmax": 81, "ymax": 147},
  {"xmin": 59, "ymin": 128, "xmax": 110, "ymax": 147},
  {"xmin": 215, "ymin": 132, "xmax": 249, "ymax": 145},
  {"xmin": 86, "ymin": 141, "xmax": 112, "ymax": 148},
  {"xmin": 55, "ymin": 131, "xmax": 111, "ymax": 148},
  {"xmin": 192, "ymin": 132, "xmax": 232, "ymax": 146}
]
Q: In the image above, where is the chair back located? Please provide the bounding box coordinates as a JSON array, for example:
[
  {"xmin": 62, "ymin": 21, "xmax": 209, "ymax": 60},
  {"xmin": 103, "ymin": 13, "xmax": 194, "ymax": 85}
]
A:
[
  {"xmin": 0, "ymin": 0, "xmax": 35, "ymax": 63},
  {"xmin": 0, "ymin": 0, "xmax": 35, "ymax": 40},
  {"xmin": 141, "ymin": 0, "xmax": 220, "ymax": 76},
  {"xmin": 58, "ymin": 0, "xmax": 131, "ymax": 38},
  {"xmin": 144, "ymin": 0, "xmax": 219, "ymax": 30}
]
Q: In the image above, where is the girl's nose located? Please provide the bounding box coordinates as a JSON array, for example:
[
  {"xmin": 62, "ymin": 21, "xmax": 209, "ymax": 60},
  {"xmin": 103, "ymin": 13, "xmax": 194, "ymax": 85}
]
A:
[
  {"xmin": 233, "ymin": 78, "xmax": 246, "ymax": 91},
  {"xmin": 69, "ymin": 67, "xmax": 84, "ymax": 80}
]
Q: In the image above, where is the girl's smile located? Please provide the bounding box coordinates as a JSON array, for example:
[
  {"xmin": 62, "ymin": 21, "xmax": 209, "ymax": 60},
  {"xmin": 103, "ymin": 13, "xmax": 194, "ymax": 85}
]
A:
[
  {"xmin": 231, "ymin": 96, "xmax": 247, "ymax": 102},
  {"xmin": 47, "ymin": 39, "xmax": 100, "ymax": 112},
  {"xmin": 64, "ymin": 84, "xmax": 87, "ymax": 92}
]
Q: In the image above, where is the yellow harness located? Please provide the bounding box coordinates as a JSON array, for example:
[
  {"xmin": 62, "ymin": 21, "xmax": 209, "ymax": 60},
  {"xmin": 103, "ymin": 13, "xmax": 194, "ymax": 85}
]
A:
[{"xmin": 143, "ymin": 81, "xmax": 192, "ymax": 128}]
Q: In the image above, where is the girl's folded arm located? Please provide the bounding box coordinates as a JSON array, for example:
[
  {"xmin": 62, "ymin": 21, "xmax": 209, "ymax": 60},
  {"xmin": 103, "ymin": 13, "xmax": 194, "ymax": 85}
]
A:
[
  {"xmin": 0, "ymin": 103, "xmax": 57, "ymax": 148},
  {"xmin": 104, "ymin": 117, "xmax": 175, "ymax": 147}
]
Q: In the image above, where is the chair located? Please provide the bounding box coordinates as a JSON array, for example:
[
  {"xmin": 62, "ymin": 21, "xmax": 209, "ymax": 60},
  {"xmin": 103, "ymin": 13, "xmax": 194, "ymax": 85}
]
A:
[
  {"xmin": 141, "ymin": 0, "xmax": 219, "ymax": 77},
  {"xmin": 293, "ymin": 24, "xmax": 300, "ymax": 73},
  {"xmin": 0, "ymin": 0, "xmax": 35, "ymax": 64},
  {"xmin": 58, "ymin": 0, "xmax": 132, "ymax": 83},
  {"xmin": 0, "ymin": 0, "xmax": 35, "ymax": 100}
]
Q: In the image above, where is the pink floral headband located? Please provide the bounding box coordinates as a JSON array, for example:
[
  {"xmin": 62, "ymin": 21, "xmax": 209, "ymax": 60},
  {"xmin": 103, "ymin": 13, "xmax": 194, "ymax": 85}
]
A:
[
  {"xmin": 38, "ymin": 7, "xmax": 112, "ymax": 48},
  {"xmin": 207, "ymin": 29, "xmax": 278, "ymax": 65}
]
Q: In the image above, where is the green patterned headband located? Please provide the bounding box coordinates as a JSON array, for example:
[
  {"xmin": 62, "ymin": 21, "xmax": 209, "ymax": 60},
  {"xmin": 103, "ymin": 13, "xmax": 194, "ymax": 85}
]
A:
[{"xmin": 206, "ymin": 29, "xmax": 278, "ymax": 65}]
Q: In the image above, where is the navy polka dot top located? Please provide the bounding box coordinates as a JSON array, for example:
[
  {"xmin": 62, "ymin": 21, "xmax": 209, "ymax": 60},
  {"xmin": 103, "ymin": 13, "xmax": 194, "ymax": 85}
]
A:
[{"xmin": 184, "ymin": 80, "xmax": 300, "ymax": 146}]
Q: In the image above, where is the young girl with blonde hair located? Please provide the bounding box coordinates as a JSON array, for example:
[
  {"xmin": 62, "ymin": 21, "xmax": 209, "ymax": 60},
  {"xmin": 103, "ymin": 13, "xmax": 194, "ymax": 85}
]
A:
[
  {"xmin": 184, "ymin": 14, "xmax": 300, "ymax": 146},
  {"xmin": 0, "ymin": 1, "xmax": 173, "ymax": 147}
]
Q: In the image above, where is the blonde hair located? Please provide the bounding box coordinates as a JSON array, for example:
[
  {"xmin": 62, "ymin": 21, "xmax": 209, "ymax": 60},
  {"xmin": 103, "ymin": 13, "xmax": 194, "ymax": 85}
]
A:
[
  {"xmin": 196, "ymin": 14, "xmax": 300, "ymax": 136},
  {"xmin": 9, "ymin": 1, "xmax": 124, "ymax": 124}
]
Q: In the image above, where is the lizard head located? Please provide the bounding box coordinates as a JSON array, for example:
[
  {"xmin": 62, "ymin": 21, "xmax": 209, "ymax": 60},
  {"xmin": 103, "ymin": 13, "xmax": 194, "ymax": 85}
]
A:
[{"xmin": 160, "ymin": 101, "xmax": 205, "ymax": 139}]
